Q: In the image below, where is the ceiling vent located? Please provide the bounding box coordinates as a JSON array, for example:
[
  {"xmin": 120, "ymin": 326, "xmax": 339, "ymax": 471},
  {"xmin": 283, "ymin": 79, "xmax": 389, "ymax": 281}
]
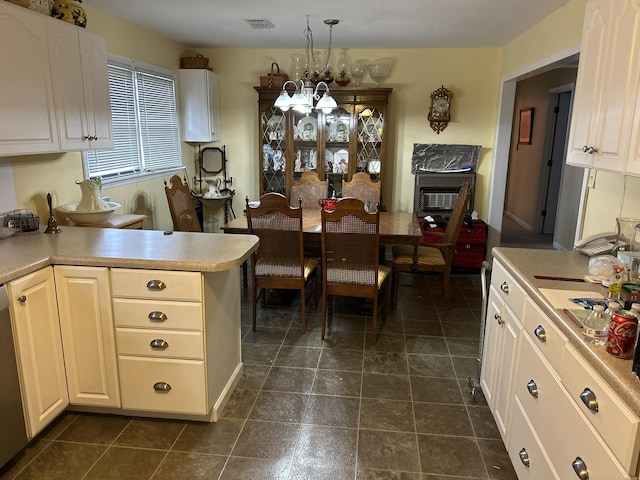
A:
[{"xmin": 245, "ymin": 19, "xmax": 275, "ymax": 29}]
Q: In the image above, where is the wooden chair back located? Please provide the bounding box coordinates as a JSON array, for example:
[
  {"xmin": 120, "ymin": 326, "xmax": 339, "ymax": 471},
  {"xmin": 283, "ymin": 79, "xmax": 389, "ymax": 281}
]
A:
[
  {"xmin": 164, "ymin": 175, "xmax": 202, "ymax": 232},
  {"xmin": 341, "ymin": 172, "xmax": 381, "ymax": 210},
  {"xmin": 290, "ymin": 171, "xmax": 328, "ymax": 210}
]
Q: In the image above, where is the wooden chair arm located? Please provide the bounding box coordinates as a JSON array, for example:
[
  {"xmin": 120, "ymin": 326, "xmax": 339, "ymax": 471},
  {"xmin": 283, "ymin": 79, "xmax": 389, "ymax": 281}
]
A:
[{"xmin": 421, "ymin": 230, "xmax": 445, "ymax": 238}]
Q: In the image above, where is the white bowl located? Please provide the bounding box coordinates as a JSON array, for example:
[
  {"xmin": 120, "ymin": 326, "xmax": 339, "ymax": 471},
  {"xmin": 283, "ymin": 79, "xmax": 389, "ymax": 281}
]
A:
[{"xmin": 57, "ymin": 202, "xmax": 121, "ymax": 225}]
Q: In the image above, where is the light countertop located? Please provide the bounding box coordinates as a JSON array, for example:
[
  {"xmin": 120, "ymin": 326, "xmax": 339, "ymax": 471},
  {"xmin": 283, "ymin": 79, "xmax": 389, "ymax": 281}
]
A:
[
  {"xmin": 0, "ymin": 227, "xmax": 258, "ymax": 285},
  {"xmin": 493, "ymin": 247, "xmax": 640, "ymax": 415}
]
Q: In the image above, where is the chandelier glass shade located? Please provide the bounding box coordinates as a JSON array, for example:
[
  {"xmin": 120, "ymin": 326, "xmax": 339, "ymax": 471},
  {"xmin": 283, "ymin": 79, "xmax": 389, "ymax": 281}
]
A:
[{"xmin": 274, "ymin": 80, "xmax": 338, "ymax": 114}]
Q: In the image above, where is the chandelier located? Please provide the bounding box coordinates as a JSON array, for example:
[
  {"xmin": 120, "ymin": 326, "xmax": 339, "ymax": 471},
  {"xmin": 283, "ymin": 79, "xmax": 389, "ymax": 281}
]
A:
[{"xmin": 274, "ymin": 17, "xmax": 339, "ymax": 114}]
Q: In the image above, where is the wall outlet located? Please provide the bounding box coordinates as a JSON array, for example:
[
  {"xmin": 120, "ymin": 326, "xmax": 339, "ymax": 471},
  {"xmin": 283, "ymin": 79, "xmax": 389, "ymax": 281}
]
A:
[{"xmin": 587, "ymin": 169, "xmax": 597, "ymax": 188}]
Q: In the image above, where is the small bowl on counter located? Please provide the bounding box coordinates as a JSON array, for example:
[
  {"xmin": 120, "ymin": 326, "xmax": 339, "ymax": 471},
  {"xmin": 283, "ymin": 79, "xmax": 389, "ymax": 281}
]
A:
[{"xmin": 56, "ymin": 202, "xmax": 121, "ymax": 225}]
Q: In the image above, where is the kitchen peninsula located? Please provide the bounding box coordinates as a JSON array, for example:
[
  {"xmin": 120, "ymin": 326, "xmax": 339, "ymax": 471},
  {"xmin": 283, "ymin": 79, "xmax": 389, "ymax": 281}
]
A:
[{"xmin": 0, "ymin": 227, "xmax": 258, "ymax": 440}]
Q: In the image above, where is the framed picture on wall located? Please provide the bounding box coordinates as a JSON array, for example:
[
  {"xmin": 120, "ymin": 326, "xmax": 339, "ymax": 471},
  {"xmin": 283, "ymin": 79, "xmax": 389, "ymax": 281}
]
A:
[{"xmin": 518, "ymin": 108, "xmax": 534, "ymax": 145}]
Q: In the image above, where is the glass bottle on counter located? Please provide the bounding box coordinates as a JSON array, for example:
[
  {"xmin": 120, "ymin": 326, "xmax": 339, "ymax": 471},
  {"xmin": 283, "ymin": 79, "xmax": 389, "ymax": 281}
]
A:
[{"xmin": 583, "ymin": 305, "xmax": 608, "ymax": 346}]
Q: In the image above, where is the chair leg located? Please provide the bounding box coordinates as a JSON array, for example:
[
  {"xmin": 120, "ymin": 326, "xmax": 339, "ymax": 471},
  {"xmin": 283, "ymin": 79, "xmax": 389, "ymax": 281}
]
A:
[
  {"xmin": 321, "ymin": 291, "xmax": 327, "ymax": 340},
  {"xmin": 300, "ymin": 284, "xmax": 307, "ymax": 335},
  {"xmin": 371, "ymin": 294, "xmax": 378, "ymax": 344},
  {"xmin": 391, "ymin": 269, "xmax": 400, "ymax": 305},
  {"xmin": 252, "ymin": 283, "xmax": 258, "ymax": 332},
  {"xmin": 312, "ymin": 273, "xmax": 318, "ymax": 310}
]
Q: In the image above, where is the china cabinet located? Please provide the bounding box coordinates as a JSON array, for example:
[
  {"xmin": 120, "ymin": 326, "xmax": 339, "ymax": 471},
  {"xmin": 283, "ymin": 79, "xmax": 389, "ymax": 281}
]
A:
[
  {"xmin": 255, "ymin": 86, "xmax": 391, "ymax": 201},
  {"xmin": 566, "ymin": 0, "xmax": 640, "ymax": 174}
]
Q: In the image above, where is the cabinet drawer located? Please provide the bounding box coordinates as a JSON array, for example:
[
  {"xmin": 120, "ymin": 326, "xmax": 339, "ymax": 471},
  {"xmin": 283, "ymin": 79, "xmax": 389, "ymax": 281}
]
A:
[
  {"xmin": 116, "ymin": 328, "xmax": 204, "ymax": 360},
  {"xmin": 509, "ymin": 397, "xmax": 559, "ymax": 479},
  {"xmin": 491, "ymin": 260, "xmax": 525, "ymax": 318},
  {"xmin": 111, "ymin": 268, "xmax": 202, "ymax": 301},
  {"xmin": 516, "ymin": 335, "xmax": 631, "ymax": 480},
  {"xmin": 119, "ymin": 356, "xmax": 207, "ymax": 415},
  {"xmin": 112, "ymin": 298, "xmax": 203, "ymax": 331},
  {"xmin": 523, "ymin": 297, "xmax": 567, "ymax": 373},
  {"xmin": 562, "ymin": 344, "xmax": 640, "ymax": 474}
]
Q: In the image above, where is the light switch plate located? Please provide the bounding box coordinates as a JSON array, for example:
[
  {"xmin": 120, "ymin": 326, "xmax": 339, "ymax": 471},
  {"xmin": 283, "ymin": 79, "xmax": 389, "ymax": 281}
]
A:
[{"xmin": 587, "ymin": 169, "xmax": 597, "ymax": 188}]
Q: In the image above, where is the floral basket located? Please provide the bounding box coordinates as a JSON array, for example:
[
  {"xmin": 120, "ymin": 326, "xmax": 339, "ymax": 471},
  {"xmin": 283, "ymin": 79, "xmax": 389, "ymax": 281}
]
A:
[
  {"xmin": 260, "ymin": 62, "xmax": 288, "ymax": 88},
  {"xmin": 180, "ymin": 54, "xmax": 209, "ymax": 69}
]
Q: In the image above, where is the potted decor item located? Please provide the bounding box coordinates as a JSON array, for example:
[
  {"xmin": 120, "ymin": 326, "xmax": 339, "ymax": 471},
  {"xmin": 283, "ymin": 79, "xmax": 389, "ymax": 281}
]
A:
[{"xmin": 51, "ymin": 0, "xmax": 87, "ymax": 28}]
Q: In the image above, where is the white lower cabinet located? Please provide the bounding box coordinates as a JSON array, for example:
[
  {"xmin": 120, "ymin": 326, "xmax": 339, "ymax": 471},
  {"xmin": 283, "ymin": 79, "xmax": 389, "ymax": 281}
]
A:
[
  {"xmin": 54, "ymin": 266, "xmax": 120, "ymax": 408},
  {"xmin": 7, "ymin": 267, "xmax": 68, "ymax": 438}
]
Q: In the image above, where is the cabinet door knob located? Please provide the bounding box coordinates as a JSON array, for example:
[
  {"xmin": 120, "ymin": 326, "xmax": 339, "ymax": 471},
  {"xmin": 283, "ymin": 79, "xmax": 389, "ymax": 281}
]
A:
[
  {"xmin": 494, "ymin": 313, "xmax": 504, "ymax": 326},
  {"xmin": 500, "ymin": 281, "xmax": 509, "ymax": 293},
  {"xmin": 150, "ymin": 339, "xmax": 169, "ymax": 349},
  {"xmin": 534, "ymin": 325, "xmax": 547, "ymax": 342},
  {"xmin": 148, "ymin": 311, "xmax": 168, "ymax": 322},
  {"xmin": 579, "ymin": 388, "xmax": 599, "ymax": 412},
  {"xmin": 518, "ymin": 448, "xmax": 530, "ymax": 467},
  {"xmin": 526, "ymin": 379, "xmax": 539, "ymax": 398},
  {"xmin": 146, "ymin": 280, "xmax": 166, "ymax": 291},
  {"xmin": 587, "ymin": 147, "xmax": 597, "ymax": 155},
  {"xmin": 82, "ymin": 135, "xmax": 90, "ymax": 141},
  {"xmin": 17, "ymin": 295, "xmax": 26, "ymax": 304},
  {"xmin": 153, "ymin": 382, "xmax": 172, "ymax": 392},
  {"xmin": 582, "ymin": 145, "xmax": 589, "ymax": 153},
  {"xmin": 572, "ymin": 457, "xmax": 589, "ymax": 480}
]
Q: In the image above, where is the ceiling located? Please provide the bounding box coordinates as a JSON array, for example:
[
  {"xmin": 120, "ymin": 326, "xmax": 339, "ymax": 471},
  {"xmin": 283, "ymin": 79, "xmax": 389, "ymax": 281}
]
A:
[{"xmin": 88, "ymin": 0, "xmax": 569, "ymax": 49}]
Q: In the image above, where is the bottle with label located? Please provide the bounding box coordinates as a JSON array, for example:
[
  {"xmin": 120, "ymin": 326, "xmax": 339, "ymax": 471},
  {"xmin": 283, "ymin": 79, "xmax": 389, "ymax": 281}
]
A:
[
  {"xmin": 609, "ymin": 265, "xmax": 625, "ymax": 300},
  {"xmin": 583, "ymin": 305, "xmax": 608, "ymax": 346}
]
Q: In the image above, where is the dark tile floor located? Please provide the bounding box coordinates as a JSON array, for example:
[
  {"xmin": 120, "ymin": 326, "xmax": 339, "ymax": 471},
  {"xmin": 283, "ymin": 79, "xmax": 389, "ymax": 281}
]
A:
[{"xmin": 0, "ymin": 269, "xmax": 517, "ymax": 480}]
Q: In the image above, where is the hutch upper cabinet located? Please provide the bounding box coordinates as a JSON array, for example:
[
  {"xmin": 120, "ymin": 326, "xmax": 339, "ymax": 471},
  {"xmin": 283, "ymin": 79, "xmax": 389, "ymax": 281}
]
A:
[{"xmin": 255, "ymin": 86, "xmax": 392, "ymax": 201}]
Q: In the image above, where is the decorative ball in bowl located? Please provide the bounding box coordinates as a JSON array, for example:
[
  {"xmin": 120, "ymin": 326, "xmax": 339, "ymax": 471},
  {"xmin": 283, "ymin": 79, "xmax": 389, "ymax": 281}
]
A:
[{"xmin": 56, "ymin": 202, "xmax": 121, "ymax": 225}]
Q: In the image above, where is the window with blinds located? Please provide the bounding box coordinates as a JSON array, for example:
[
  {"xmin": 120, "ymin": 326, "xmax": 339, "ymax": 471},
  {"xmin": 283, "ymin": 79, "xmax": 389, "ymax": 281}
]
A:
[{"xmin": 84, "ymin": 57, "xmax": 182, "ymax": 183}]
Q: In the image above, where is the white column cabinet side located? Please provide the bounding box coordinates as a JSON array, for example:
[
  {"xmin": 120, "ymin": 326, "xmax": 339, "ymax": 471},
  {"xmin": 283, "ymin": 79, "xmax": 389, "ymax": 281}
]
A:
[
  {"xmin": 47, "ymin": 20, "xmax": 113, "ymax": 151},
  {"xmin": 480, "ymin": 284, "xmax": 522, "ymax": 445},
  {"xmin": 0, "ymin": 1, "xmax": 58, "ymax": 155},
  {"xmin": 54, "ymin": 266, "xmax": 120, "ymax": 408},
  {"xmin": 566, "ymin": 0, "xmax": 640, "ymax": 173},
  {"xmin": 179, "ymin": 69, "xmax": 221, "ymax": 142},
  {"xmin": 7, "ymin": 267, "xmax": 69, "ymax": 438}
]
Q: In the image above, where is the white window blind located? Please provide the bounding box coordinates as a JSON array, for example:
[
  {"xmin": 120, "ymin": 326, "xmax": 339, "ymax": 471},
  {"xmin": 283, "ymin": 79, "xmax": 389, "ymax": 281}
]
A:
[{"xmin": 85, "ymin": 58, "xmax": 182, "ymax": 183}]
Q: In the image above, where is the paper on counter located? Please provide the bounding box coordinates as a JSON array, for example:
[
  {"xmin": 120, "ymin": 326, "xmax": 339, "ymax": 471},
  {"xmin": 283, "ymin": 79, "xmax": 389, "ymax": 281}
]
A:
[{"xmin": 539, "ymin": 289, "xmax": 605, "ymax": 310}]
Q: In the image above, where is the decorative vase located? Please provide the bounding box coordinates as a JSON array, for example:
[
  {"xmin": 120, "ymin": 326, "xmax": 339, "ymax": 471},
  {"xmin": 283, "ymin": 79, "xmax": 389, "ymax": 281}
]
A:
[{"xmin": 51, "ymin": 0, "xmax": 87, "ymax": 28}]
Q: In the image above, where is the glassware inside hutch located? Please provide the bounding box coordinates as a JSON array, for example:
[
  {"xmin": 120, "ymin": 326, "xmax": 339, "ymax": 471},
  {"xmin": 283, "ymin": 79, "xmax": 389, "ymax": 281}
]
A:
[
  {"xmin": 357, "ymin": 107, "xmax": 384, "ymax": 183},
  {"xmin": 261, "ymin": 106, "xmax": 287, "ymax": 194}
]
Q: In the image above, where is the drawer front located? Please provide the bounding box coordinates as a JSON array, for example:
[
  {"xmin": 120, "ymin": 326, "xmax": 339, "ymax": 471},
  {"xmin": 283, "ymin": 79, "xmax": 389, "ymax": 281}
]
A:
[
  {"xmin": 119, "ymin": 356, "xmax": 207, "ymax": 414},
  {"xmin": 112, "ymin": 298, "xmax": 203, "ymax": 331},
  {"xmin": 509, "ymin": 397, "xmax": 559, "ymax": 480},
  {"xmin": 457, "ymin": 220, "xmax": 487, "ymax": 244},
  {"xmin": 523, "ymin": 297, "xmax": 567, "ymax": 373},
  {"xmin": 491, "ymin": 260, "xmax": 525, "ymax": 317},
  {"xmin": 516, "ymin": 336, "xmax": 631, "ymax": 480},
  {"xmin": 562, "ymin": 344, "xmax": 640, "ymax": 474},
  {"xmin": 111, "ymin": 268, "xmax": 202, "ymax": 301},
  {"xmin": 116, "ymin": 328, "xmax": 204, "ymax": 360}
]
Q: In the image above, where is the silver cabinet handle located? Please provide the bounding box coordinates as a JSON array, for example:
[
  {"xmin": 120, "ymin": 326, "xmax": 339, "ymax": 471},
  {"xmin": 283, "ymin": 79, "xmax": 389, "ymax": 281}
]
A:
[
  {"xmin": 146, "ymin": 280, "xmax": 166, "ymax": 291},
  {"xmin": 587, "ymin": 147, "xmax": 597, "ymax": 155},
  {"xmin": 572, "ymin": 457, "xmax": 589, "ymax": 480},
  {"xmin": 527, "ymin": 380, "xmax": 539, "ymax": 398},
  {"xmin": 153, "ymin": 382, "xmax": 172, "ymax": 392},
  {"xmin": 150, "ymin": 339, "xmax": 169, "ymax": 350},
  {"xmin": 17, "ymin": 295, "xmax": 26, "ymax": 304},
  {"xmin": 494, "ymin": 313, "xmax": 504, "ymax": 326},
  {"xmin": 148, "ymin": 311, "xmax": 167, "ymax": 322},
  {"xmin": 518, "ymin": 448, "xmax": 530, "ymax": 467},
  {"xmin": 534, "ymin": 325, "xmax": 547, "ymax": 342},
  {"xmin": 580, "ymin": 388, "xmax": 598, "ymax": 413},
  {"xmin": 500, "ymin": 281, "xmax": 509, "ymax": 293}
]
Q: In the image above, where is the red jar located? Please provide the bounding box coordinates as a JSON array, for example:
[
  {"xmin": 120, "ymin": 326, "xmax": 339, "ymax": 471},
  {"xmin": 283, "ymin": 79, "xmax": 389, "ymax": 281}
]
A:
[{"xmin": 606, "ymin": 311, "xmax": 638, "ymax": 359}]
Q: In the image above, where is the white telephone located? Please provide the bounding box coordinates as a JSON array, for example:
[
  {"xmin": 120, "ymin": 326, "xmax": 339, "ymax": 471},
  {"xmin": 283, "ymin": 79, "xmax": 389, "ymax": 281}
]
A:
[{"xmin": 574, "ymin": 231, "xmax": 619, "ymax": 256}]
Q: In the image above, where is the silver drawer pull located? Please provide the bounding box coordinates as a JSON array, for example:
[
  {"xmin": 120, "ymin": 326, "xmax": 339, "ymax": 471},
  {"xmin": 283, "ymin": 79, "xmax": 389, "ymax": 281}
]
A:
[
  {"xmin": 146, "ymin": 280, "xmax": 166, "ymax": 291},
  {"xmin": 572, "ymin": 457, "xmax": 589, "ymax": 480},
  {"xmin": 526, "ymin": 380, "xmax": 539, "ymax": 398},
  {"xmin": 494, "ymin": 313, "xmax": 504, "ymax": 326},
  {"xmin": 17, "ymin": 295, "xmax": 26, "ymax": 305},
  {"xmin": 148, "ymin": 311, "xmax": 168, "ymax": 322},
  {"xmin": 500, "ymin": 281, "xmax": 509, "ymax": 293},
  {"xmin": 150, "ymin": 339, "xmax": 169, "ymax": 350},
  {"xmin": 579, "ymin": 388, "xmax": 598, "ymax": 413},
  {"xmin": 153, "ymin": 382, "xmax": 172, "ymax": 392},
  {"xmin": 534, "ymin": 325, "xmax": 547, "ymax": 342},
  {"xmin": 518, "ymin": 448, "xmax": 530, "ymax": 467}
]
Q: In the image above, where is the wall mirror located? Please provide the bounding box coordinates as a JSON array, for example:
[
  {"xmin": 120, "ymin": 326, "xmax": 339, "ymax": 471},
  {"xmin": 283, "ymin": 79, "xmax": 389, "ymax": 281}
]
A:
[{"xmin": 200, "ymin": 147, "xmax": 225, "ymax": 174}]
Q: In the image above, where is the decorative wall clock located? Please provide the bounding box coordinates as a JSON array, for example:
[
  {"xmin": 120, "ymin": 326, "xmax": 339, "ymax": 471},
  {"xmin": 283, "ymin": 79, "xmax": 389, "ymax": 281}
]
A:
[{"xmin": 428, "ymin": 85, "xmax": 453, "ymax": 134}]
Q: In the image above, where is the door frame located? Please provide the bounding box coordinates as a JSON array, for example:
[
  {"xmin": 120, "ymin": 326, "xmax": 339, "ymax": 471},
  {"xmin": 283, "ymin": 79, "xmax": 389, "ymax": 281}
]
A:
[{"xmin": 486, "ymin": 45, "xmax": 585, "ymax": 257}]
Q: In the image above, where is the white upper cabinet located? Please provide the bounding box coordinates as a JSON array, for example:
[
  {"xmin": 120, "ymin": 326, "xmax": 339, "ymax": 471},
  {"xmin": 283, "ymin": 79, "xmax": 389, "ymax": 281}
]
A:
[
  {"xmin": 0, "ymin": 1, "xmax": 112, "ymax": 156},
  {"xmin": 179, "ymin": 69, "xmax": 221, "ymax": 142},
  {"xmin": 566, "ymin": 0, "xmax": 640, "ymax": 174},
  {"xmin": 47, "ymin": 21, "xmax": 113, "ymax": 151},
  {"xmin": 0, "ymin": 1, "xmax": 58, "ymax": 155}
]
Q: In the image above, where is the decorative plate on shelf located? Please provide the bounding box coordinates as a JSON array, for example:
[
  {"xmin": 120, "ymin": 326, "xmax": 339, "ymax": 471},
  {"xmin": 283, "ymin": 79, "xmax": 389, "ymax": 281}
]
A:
[
  {"xmin": 367, "ymin": 160, "xmax": 381, "ymax": 174},
  {"xmin": 329, "ymin": 120, "xmax": 349, "ymax": 142},
  {"xmin": 297, "ymin": 116, "xmax": 317, "ymax": 141}
]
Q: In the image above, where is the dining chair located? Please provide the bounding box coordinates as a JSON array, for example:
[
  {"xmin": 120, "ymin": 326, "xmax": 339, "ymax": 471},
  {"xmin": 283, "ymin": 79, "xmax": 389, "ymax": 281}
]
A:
[
  {"xmin": 290, "ymin": 171, "xmax": 328, "ymax": 209},
  {"xmin": 320, "ymin": 197, "xmax": 391, "ymax": 344},
  {"xmin": 246, "ymin": 193, "xmax": 319, "ymax": 333},
  {"xmin": 341, "ymin": 172, "xmax": 381, "ymax": 211},
  {"xmin": 391, "ymin": 182, "xmax": 471, "ymax": 308},
  {"xmin": 164, "ymin": 175, "xmax": 202, "ymax": 232}
]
